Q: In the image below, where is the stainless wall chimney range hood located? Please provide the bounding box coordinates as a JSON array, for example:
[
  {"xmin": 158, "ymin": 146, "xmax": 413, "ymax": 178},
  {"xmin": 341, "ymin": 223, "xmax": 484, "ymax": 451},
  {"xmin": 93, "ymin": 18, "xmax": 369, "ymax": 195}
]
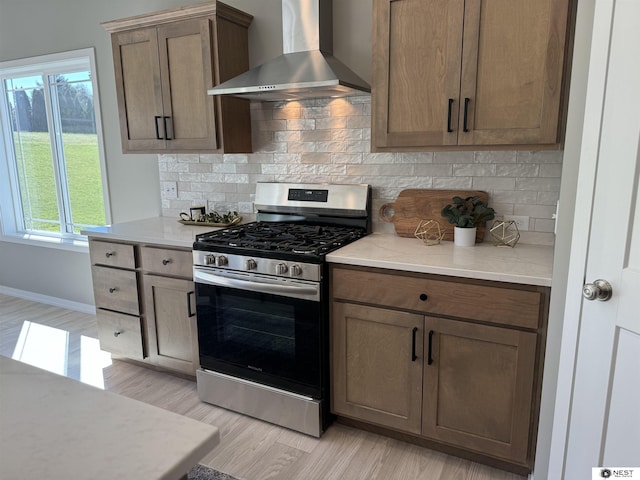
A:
[{"xmin": 207, "ymin": 0, "xmax": 370, "ymax": 101}]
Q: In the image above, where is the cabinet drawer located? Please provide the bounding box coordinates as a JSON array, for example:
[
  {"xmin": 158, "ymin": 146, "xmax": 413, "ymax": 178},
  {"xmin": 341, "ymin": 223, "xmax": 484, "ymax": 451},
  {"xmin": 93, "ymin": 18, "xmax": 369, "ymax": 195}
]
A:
[
  {"xmin": 140, "ymin": 246, "xmax": 192, "ymax": 278},
  {"xmin": 96, "ymin": 309, "xmax": 144, "ymax": 359},
  {"xmin": 332, "ymin": 267, "xmax": 541, "ymax": 329},
  {"xmin": 91, "ymin": 266, "xmax": 140, "ymax": 316},
  {"xmin": 89, "ymin": 240, "xmax": 136, "ymax": 269}
]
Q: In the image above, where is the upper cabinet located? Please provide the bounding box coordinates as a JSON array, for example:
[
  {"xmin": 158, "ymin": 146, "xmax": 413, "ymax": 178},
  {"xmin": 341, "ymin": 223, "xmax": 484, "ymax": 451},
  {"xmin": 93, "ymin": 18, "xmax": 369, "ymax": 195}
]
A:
[
  {"xmin": 371, "ymin": 0, "xmax": 573, "ymax": 151},
  {"xmin": 103, "ymin": 2, "xmax": 253, "ymax": 154}
]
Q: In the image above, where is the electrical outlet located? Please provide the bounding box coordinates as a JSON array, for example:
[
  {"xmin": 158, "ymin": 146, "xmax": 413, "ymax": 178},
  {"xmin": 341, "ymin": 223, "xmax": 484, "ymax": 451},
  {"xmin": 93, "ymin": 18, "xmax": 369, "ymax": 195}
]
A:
[
  {"xmin": 162, "ymin": 181, "xmax": 177, "ymax": 199},
  {"xmin": 502, "ymin": 215, "xmax": 530, "ymax": 231}
]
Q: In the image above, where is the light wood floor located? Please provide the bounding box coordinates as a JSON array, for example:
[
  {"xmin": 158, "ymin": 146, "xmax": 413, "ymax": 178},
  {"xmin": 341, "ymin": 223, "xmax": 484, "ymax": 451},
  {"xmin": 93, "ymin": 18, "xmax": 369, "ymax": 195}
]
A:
[{"xmin": 0, "ymin": 293, "xmax": 525, "ymax": 480}]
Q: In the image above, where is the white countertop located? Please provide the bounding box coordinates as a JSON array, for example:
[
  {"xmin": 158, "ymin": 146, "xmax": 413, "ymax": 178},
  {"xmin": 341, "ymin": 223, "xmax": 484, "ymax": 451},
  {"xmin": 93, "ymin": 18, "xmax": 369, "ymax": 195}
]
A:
[
  {"xmin": 82, "ymin": 215, "xmax": 255, "ymax": 248},
  {"xmin": 0, "ymin": 356, "xmax": 219, "ymax": 480},
  {"xmin": 83, "ymin": 218, "xmax": 553, "ymax": 286},
  {"xmin": 327, "ymin": 233, "xmax": 554, "ymax": 287}
]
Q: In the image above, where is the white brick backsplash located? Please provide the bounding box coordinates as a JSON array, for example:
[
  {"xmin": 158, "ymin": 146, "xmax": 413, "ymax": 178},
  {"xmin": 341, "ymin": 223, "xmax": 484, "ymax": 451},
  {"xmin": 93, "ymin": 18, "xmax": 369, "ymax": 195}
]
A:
[
  {"xmin": 454, "ymin": 164, "xmax": 496, "ymax": 177},
  {"xmin": 397, "ymin": 152, "xmax": 434, "ymax": 163},
  {"xmin": 159, "ymin": 96, "xmax": 563, "ymax": 244},
  {"xmin": 475, "ymin": 151, "xmax": 517, "ymax": 164},
  {"xmin": 540, "ymin": 164, "xmax": 563, "ymax": 177},
  {"xmin": 495, "ymin": 164, "xmax": 539, "ymax": 177},
  {"xmin": 434, "ymin": 151, "xmax": 475, "ymax": 164},
  {"xmin": 537, "ymin": 191, "xmax": 561, "ymax": 205},
  {"xmin": 472, "ymin": 177, "xmax": 516, "ymax": 191},
  {"xmin": 514, "ymin": 204, "xmax": 557, "ymax": 218},
  {"xmin": 516, "ymin": 177, "xmax": 562, "ymax": 191},
  {"xmin": 332, "ymin": 153, "xmax": 363, "ymax": 164},
  {"xmin": 414, "ymin": 164, "xmax": 454, "ymax": 177},
  {"xmin": 432, "ymin": 177, "xmax": 473, "ymax": 189}
]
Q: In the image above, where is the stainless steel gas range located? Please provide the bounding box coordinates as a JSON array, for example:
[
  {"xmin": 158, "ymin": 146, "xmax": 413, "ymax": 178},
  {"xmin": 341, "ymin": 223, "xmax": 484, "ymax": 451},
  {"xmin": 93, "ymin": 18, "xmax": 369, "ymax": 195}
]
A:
[{"xmin": 193, "ymin": 182, "xmax": 371, "ymax": 437}]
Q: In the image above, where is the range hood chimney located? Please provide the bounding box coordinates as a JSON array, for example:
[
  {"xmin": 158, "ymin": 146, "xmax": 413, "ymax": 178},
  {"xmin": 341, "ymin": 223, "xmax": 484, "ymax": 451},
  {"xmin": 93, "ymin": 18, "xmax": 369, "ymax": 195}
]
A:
[{"xmin": 207, "ymin": 0, "xmax": 370, "ymax": 101}]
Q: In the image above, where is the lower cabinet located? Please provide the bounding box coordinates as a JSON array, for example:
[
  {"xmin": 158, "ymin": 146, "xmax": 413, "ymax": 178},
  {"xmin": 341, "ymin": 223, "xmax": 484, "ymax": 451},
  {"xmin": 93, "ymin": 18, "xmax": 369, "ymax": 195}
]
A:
[
  {"xmin": 330, "ymin": 265, "xmax": 548, "ymax": 473},
  {"xmin": 88, "ymin": 238, "xmax": 199, "ymax": 376},
  {"xmin": 143, "ymin": 275, "xmax": 198, "ymax": 375},
  {"xmin": 332, "ymin": 302, "xmax": 423, "ymax": 434},
  {"xmin": 422, "ymin": 317, "xmax": 537, "ymax": 464}
]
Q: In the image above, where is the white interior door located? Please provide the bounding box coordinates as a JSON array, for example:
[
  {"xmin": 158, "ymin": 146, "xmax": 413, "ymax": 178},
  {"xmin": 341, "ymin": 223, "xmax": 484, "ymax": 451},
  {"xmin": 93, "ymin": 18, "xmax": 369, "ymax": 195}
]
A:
[{"xmin": 563, "ymin": 0, "xmax": 640, "ymax": 477}]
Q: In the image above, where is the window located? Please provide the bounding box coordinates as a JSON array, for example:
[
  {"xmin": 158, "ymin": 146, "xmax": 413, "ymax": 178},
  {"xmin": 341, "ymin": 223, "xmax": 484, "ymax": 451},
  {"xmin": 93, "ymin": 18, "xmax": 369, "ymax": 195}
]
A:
[{"xmin": 0, "ymin": 48, "xmax": 110, "ymax": 247}]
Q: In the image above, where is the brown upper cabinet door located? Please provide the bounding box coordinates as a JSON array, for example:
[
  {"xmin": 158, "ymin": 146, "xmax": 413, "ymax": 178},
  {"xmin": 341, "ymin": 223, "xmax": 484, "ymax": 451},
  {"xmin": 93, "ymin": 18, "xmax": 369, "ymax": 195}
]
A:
[
  {"xmin": 104, "ymin": 2, "xmax": 253, "ymax": 154},
  {"xmin": 372, "ymin": 0, "xmax": 464, "ymax": 149},
  {"xmin": 157, "ymin": 18, "xmax": 218, "ymax": 151},
  {"xmin": 371, "ymin": 0, "xmax": 572, "ymax": 150},
  {"xmin": 112, "ymin": 28, "xmax": 166, "ymax": 152},
  {"xmin": 457, "ymin": 0, "xmax": 571, "ymax": 146}
]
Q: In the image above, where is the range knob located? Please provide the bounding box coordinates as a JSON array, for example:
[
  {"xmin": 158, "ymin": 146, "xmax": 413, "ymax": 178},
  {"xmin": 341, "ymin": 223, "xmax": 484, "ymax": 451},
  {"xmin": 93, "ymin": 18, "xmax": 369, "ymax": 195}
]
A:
[
  {"xmin": 290, "ymin": 264, "xmax": 302, "ymax": 277},
  {"xmin": 275, "ymin": 263, "xmax": 288, "ymax": 275},
  {"xmin": 244, "ymin": 259, "xmax": 257, "ymax": 270},
  {"xmin": 205, "ymin": 254, "xmax": 216, "ymax": 265},
  {"xmin": 215, "ymin": 255, "xmax": 228, "ymax": 267}
]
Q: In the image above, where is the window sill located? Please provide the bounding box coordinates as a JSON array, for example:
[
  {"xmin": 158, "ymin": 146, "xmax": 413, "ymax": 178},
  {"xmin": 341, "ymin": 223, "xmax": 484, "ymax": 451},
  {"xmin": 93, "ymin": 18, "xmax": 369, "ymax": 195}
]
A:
[{"xmin": 0, "ymin": 232, "xmax": 89, "ymax": 253}]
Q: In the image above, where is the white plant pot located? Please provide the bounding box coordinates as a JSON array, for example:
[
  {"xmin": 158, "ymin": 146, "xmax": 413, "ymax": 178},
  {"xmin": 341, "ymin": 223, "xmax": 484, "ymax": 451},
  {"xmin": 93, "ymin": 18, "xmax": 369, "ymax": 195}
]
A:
[{"xmin": 454, "ymin": 226, "xmax": 477, "ymax": 247}]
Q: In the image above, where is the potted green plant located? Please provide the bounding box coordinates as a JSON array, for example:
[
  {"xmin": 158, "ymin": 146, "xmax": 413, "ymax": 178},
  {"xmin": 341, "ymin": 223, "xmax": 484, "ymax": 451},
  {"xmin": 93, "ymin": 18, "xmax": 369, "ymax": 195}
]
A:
[{"xmin": 441, "ymin": 196, "xmax": 496, "ymax": 246}]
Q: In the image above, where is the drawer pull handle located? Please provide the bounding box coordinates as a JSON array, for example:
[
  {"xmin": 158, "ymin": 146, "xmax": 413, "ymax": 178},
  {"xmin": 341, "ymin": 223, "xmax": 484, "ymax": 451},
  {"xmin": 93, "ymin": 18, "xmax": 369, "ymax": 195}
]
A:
[
  {"xmin": 447, "ymin": 98, "xmax": 454, "ymax": 133},
  {"xmin": 187, "ymin": 291, "xmax": 196, "ymax": 317},
  {"xmin": 411, "ymin": 327, "xmax": 418, "ymax": 362},
  {"xmin": 108, "ymin": 287, "xmax": 118, "ymax": 294},
  {"xmin": 463, "ymin": 97, "xmax": 470, "ymax": 132},
  {"xmin": 105, "ymin": 251, "xmax": 115, "ymax": 258},
  {"xmin": 162, "ymin": 259, "xmax": 172, "ymax": 266},
  {"xmin": 419, "ymin": 293, "xmax": 428, "ymax": 301},
  {"xmin": 428, "ymin": 330, "xmax": 434, "ymax": 365},
  {"xmin": 113, "ymin": 330, "xmax": 122, "ymax": 337}
]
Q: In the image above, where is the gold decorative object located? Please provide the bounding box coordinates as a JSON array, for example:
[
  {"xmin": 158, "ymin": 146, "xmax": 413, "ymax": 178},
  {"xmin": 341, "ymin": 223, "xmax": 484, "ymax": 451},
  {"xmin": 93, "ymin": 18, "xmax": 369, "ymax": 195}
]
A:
[
  {"xmin": 414, "ymin": 220, "xmax": 445, "ymax": 246},
  {"xmin": 489, "ymin": 220, "xmax": 521, "ymax": 248}
]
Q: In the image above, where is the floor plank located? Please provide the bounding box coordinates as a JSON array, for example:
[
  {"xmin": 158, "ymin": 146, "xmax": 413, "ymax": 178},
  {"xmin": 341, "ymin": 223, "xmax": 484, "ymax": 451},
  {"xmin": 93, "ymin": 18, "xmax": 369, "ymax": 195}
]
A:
[{"xmin": 0, "ymin": 293, "xmax": 525, "ymax": 480}]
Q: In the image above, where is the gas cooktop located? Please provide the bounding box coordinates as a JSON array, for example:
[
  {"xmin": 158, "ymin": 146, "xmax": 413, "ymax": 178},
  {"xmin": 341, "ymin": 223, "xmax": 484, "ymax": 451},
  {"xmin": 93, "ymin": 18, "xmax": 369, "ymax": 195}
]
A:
[{"xmin": 193, "ymin": 221, "xmax": 366, "ymax": 260}]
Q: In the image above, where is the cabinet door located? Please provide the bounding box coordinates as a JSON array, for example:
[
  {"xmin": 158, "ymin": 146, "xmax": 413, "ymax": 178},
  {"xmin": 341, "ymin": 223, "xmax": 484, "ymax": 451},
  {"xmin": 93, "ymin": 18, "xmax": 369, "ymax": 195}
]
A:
[
  {"xmin": 423, "ymin": 317, "xmax": 537, "ymax": 464},
  {"xmin": 143, "ymin": 275, "xmax": 198, "ymax": 375},
  {"xmin": 372, "ymin": 0, "xmax": 464, "ymax": 149},
  {"xmin": 332, "ymin": 302, "xmax": 423, "ymax": 434},
  {"xmin": 111, "ymin": 28, "xmax": 165, "ymax": 152},
  {"xmin": 157, "ymin": 18, "xmax": 218, "ymax": 151},
  {"xmin": 458, "ymin": 0, "xmax": 570, "ymax": 145}
]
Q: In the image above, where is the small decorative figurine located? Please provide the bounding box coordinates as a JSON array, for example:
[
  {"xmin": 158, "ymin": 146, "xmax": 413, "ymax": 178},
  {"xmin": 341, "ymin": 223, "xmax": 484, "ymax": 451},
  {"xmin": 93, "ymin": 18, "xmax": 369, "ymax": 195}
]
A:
[
  {"xmin": 489, "ymin": 220, "xmax": 521, "ymax": 248},
  {"xmin": 414, "ymin": 219, "xmax": 446, "ymax": 246}
]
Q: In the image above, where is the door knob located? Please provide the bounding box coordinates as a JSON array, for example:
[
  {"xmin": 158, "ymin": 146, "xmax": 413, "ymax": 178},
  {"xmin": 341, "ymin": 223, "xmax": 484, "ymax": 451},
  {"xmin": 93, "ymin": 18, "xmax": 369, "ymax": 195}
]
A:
[{"xmin": 582, "ymin": 279, "xmax": 613, "ymax": 301}]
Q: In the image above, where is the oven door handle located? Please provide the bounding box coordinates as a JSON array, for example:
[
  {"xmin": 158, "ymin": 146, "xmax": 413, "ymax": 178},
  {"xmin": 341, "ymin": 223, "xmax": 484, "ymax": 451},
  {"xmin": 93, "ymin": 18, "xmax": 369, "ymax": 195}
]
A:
[{"xmin": 194, "ymin": 268, "xmax": 320, "ymax": 301}]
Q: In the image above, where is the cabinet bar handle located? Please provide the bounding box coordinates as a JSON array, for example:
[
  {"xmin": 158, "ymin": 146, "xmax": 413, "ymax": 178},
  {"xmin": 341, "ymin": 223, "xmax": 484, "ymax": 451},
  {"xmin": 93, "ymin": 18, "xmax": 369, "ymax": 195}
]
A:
[
  {"xmin": 154, "ymin": 116, "xmax": 163, "ymax": 139},
  {"xmin": 163, "ymin": 116, "xmax": 172, "ymax": 140},
  {"xmin": 463, "ymin": 98, "xmax": 470, "ymax": 132},
  {"xmin": 187, "ymin": 291, "xmax": 196, "ymax": 318},
  {"xmin": 428, "ymin": 330, "xmax": 434, "ymax": 365},
  {"xmin": 447, "ymin": 98, "xmax": 454, "ymax": 133},
  {"xmin": 411, "ymin": 327, "xmax": 418, "ymax": 362}
]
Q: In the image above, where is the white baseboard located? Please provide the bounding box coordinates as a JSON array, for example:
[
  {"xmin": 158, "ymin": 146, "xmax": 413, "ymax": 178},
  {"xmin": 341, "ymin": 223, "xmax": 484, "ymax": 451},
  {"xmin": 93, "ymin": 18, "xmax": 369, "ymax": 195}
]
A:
[{"xmin": 0, "ymin": 286, "xmax": 96, "ymax": 315}]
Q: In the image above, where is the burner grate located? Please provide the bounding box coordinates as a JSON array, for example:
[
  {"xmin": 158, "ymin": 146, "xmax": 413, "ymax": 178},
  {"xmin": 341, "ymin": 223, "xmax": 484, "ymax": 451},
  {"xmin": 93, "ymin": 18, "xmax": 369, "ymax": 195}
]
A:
[{"xmin": 195, "ymin": 222, "xmax": 365, "ymax": 258}]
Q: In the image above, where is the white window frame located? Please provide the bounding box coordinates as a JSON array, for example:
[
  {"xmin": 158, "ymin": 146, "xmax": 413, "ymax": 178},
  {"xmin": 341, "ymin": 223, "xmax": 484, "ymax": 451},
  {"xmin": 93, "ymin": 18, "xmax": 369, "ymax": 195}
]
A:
[{"xmin": 0, "ymin": 48, "xmax": 111, "ymax": 252}]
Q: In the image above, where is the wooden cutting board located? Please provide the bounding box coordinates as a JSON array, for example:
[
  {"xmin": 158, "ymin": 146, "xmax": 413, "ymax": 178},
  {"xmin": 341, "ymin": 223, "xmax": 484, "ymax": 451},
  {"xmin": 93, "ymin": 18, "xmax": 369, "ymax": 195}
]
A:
[{"xmin": 379, "ymin": 189, "xmax": 489, "ymax": 242}]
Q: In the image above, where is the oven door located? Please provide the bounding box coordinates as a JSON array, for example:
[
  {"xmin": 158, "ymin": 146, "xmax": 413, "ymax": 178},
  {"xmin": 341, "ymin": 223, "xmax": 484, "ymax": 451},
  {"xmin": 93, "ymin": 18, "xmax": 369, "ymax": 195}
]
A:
[{"xmin": 194, "ymin": 267, "xmax": 325, "ymax": 399}]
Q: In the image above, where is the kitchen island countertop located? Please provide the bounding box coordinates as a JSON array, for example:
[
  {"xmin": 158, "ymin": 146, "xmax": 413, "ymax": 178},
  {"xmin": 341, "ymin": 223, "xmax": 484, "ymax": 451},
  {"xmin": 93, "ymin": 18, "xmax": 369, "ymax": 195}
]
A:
[
  {"xmin": 327, "ymin": 233, "xmax": 553, "ymax": 287},
  {"xmin": 0, "ymin": 355, "xmax": 220, "ymax": 480}
]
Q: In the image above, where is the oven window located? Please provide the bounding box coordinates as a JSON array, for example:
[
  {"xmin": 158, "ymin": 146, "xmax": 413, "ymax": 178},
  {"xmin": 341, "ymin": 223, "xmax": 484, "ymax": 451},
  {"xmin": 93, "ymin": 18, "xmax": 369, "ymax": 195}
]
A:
[
  {"xmin": 222, "ymin": 297, "xmax": 296, "ymax": 358},
  {"xmin": 196, "ymin": 283, "xmax": 323, "ymax": 396}
]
